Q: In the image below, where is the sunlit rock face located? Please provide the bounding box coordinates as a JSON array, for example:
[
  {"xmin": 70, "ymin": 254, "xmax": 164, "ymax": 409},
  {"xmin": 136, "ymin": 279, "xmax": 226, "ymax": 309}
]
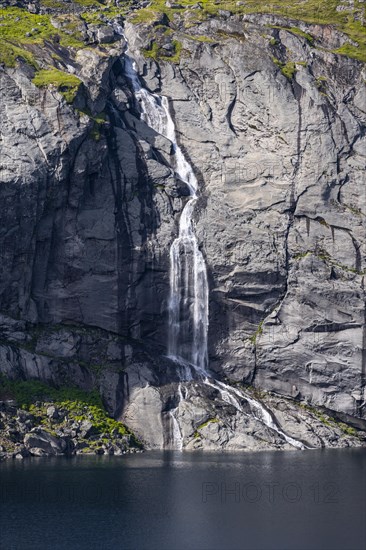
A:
[
  {"xmin": 130, "ymin": 16, "xmax": 366, "ymax": 422},
  {"xmin": 0, "ymin": 9, "xmax": 365, "ymax": 450}
]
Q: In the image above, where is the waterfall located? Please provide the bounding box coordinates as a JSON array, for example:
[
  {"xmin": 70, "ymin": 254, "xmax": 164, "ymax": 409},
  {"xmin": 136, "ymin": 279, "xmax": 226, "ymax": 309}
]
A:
[
  {"xmin": 204, "ymin": 378, "xmax": 306, "ymax": 450},
  {"xmin": 168, "ymin": 383, "xmax": 184, "ymax": 450},
  {"xmin": 123, "ymin": 48, "xmax": 209, "ymax": 375},
  {"xmin": 123, "ymin": 39, "xmax": 305, "ymax": 451}
]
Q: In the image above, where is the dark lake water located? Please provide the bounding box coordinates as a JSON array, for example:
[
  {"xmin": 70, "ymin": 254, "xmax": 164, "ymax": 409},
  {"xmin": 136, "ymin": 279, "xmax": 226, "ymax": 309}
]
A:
[{"xmin": 0, "ymin": 448, "xmax": 365, "ymax": 550}]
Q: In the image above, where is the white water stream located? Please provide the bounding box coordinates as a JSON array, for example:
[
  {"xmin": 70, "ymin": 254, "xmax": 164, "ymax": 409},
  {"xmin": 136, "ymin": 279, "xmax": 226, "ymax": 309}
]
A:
[
  {"xmin": 123, "ymin": 38, "xmax": 305, "ymax": 451},
  {"xmin": 123, "ymin": 49, "xmax": 209, "ymax": 374}
]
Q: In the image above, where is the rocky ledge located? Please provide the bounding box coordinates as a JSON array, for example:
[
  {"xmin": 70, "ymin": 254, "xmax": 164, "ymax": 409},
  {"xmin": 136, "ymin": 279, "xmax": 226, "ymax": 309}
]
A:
[{"xmin": 0, "ymin": 397, "xmax": 142, "ymax": 461}]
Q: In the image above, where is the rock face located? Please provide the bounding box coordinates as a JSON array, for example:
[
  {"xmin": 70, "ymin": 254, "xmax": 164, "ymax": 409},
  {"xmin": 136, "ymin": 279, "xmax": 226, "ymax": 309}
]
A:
[
  {"xmin": 0, "ymin": 44, "xmax": 180, "ymax": 345},
  {"xmin": 124, "ymin": 14, "xmax": 366, "ymax": 425},
  {"xmin": 0, "ymin": 9, "xmax": 366, "ymax": 451}
]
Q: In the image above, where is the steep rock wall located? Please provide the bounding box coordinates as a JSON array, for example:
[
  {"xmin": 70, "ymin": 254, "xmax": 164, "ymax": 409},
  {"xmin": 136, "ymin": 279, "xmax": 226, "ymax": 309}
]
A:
[
  {"xmin": 125, "ymin": 14, "xmax": 366, "ymax": 423},
  {"xmin": 1, "ymin": 9, "xmax": 366, "ymax": 449},
  {"xmin": 0, "ymin": 38, "xmax": 182, "ymax": 344}
]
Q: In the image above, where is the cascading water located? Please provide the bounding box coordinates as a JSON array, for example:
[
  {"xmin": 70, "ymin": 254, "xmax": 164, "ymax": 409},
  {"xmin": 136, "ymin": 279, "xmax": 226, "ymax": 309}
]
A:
[
  {"xmin": 123, "ymin": 37, "xmax": 305, "ymax": 451},
  {"xmin": 204, "ymin": 378, "xmax": 306, "ymax": 450},
  {"xmin": 168, "ymin": 383, "xmax": 184, "ymax": 451},
  {"xmin": 123, "ymin": 47, "xmax": 209, "ymax": 375}
]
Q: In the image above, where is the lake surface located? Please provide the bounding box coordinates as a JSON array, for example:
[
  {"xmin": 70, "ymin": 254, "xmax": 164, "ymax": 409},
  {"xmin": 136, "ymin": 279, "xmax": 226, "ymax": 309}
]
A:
[{"xmin": 0, "ymin": 448, "xmax": 365, "ymax": 550}]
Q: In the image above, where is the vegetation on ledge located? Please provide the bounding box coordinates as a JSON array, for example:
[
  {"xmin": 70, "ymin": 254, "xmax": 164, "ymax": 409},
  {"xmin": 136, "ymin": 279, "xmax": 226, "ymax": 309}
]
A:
[
  {"xmin": 32, "ymin": 68, "xmax": 82, "ymax": 103},
  {"xmin": 0, "ymin": 1, "xmax": 365, "ymax": 70},
  {"xmin": 130, "ymin": 0, "xmax": 366, "ymax": 64},
  {"xmin": 143, "ymin": 39, "xmax": 183, "ymax": 63},
  {"xmin": 300, "ymin": 403, "xmax": 359, "ymax": 438},
  {"xmin": 250, "ymin": 320, "xmax": 264, "ymax": 344},
  {"xmin": 0, "ymin": 375, "xmax": 142, "ymax": 458},
  {"xmin": 0, "ymin": 6, "xmax": 86, "ymax": 67},
  {"xmin": 0, "ymin": 375, "xmax": 102, "ymax": 407},
  {"xmin": 272, "ymin": 57, "xmax": 298, "ymax": 79},
  {"xmin": 194, "ymin": 417, "xmax": 218, "ymax": 438},
  {"xmin": 293, "ymin": 249, "xmax": 366, "ymax": 275}
]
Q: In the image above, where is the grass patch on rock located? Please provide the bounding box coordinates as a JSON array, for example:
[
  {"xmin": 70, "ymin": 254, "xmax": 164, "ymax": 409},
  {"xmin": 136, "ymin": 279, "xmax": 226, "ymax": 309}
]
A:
[
  {"xmin": 272, "ymin": 56, "xmax": 297, "ymax": 79},
  {"xmin": 0, "ymin": 7, "xmax": 86, "ymax": 67},
  {"xmin": 143, "ymin": 39, "xmax": 183, "ymax": 63},
  {"xmin": 194, "ymin": 417, "xmax": 218, "ymax": 438},
  {"xmin": 0, "ymin": 374, "xmax": 142, "ymax": 451},
  {"xmin": 131, "ymin": 1, "xmax": 366, "ymax": 63},
  {"xmin": 250, "ymin": 320, "xmax": 264, "ymax": 344},
  {"xmin": 32, "ymin": 68, "xmax": 82, "ymax": 102},
  {"xmin": 293, "ymin": 248, "xmax": 366, "ymax": 275},
  {"xmin": 0, "ymin": 374, "xmax": 102, "ymax": 407},
  {"xmin": 270, "ymin": 25, "xmax": 315, "ymax": 45}
]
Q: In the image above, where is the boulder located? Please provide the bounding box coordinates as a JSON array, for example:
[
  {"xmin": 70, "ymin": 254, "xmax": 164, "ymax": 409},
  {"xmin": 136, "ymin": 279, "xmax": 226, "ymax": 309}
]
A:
[
  {"xmin": 80, "ymin": 419, "xmax": 97, "ymax": 438},
  {"xmin": 24, "ymin": 429, "xmax": 67, "ymax": 456},
  {"xmin": 46, "ymin": 405, "xmax": 59, "ymax": 420}
]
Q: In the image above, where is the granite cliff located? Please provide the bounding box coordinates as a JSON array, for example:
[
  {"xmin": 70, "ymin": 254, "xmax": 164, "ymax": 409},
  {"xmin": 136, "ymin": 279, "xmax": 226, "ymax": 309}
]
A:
[{"xmin": 0, "ymin": 0, "xmax": 366, "ymax": 452}]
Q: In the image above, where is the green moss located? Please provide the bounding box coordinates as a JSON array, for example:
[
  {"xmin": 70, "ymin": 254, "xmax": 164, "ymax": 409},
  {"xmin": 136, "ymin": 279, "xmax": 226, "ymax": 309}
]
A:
[
  {"xmin": 343, "ymin": 203, "xmax": 364, "ymax": 217},
  {"xmin": 40, "ymin": 0, "xmax": 67, "ymax": 8},
  {"xmin": 339, "ymin": 423, "xmax": 358, "ymax": 437},
  {"xmin": 0, "ymin": 375, "xmax": 103, "ymax": 407},
  {"xmin": 270, "ymin": 25, "xmax": 314, "ymax": 45},
  {"xmin": 143, "ymin": 39, "xmax": 183, "ymax": 63},
  {"xmin": 0, "ymin": 374, "xmax": 143, "ymax": 446},
  {"xmin": 193, "ymin": 417, "xmax": 218, "ymax": 438},
  {"xmin": 131, "ymin": 1, "xmax": 366, "ymax": 63},
  {"xmin": 334, "ymin": 42, "xmax": 366, "ymax": 63},
  {"xmin": 162, "ymin": 39, "xmax": 182, "ymax": 63},
  {"xmin": 250, "ymin": 320, "xmax": 264, "ymax": 344},
  {"xmin": 0, "ymin": 40, "xmax": 38, "ymax": 68},
  {"xmin": 300, "ymin": 403, "xmax": 360, "ymax": 438},
  {"xmin": 77, "ymin": 108, "xmax": 107, "ymax": 140},
  {"xmin": 142, "ymin": 40, "xmax": 160, "ymax": 59},
  {"xmin": 32, "ymin": 68, "xmax": 82, "ymax": 103},
  {"xmin": 293, "ymin": 251, "xmax": 311, "ymax": 261},
  {"xmin": 282, "ymin": 61, "xmax": 297, "ymax": 79},
  {"xmin": 131, "ymin": 9, "xmax": 164, "ymax": 25},
  {"xmin": 335, "ymin": 18, "xmax": 366, "ymax": 62},
  {"xmin": 315, "ymin": 75, "xmax": 327, "ymax": 91},
  {"xmin": 56, "ymin": 401, "xmax": 129, "ymax": 437},
  {"xmin": 80, "ymin": 2, "xmax": 132, "ymax": 25},
  {"xmin": 289, "ymin": 27, "xmax": 315, "ymax": 45},
  {"xmin": 74, "ymin": 0, "xmax": 105, "ymax": 6},
  {"xmin": 300, "ymin": 403, "xmax": 332, "ymax": 426},
  {"xmin": 0, "ymin": 7, "xmax": 86, "ymax": 51},
  {"xmin": 293, "ymin": 248, "xmax": 365, "ymax": 275},
  {"xmin": 197, "ymin": 418, "xmax": 218, "ymax": 431},
  {"xmin": 0, "ymin": 7, "xmax": 91, "ymax": 68},
  {"xmin": 272, "ymin": 57, "xmax": 297, "ymax": 79}
]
